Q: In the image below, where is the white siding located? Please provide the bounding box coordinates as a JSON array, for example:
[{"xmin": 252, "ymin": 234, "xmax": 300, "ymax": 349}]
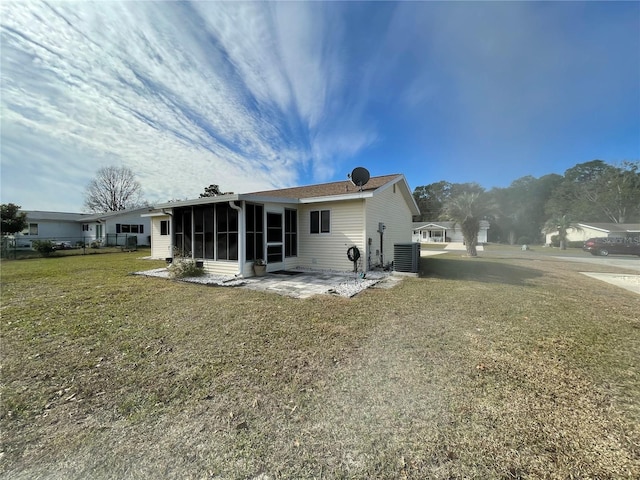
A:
[
  {"xmin": 365, "ymin": 182, "xmax": 414, "ymax": 268},
  {"xmin": 545, "ymin": 226, "xmax": 604, "ymax": 245},
  {"xmin": 202, "ymin": 260, "xmax": 240, "ymax": 276},
  {"xmin": 297, "ymin": 200, "xmax": 366, "ymax": 271},
  {"xmin": 151, "ymin": 216, "xmax": 173, "ymax": 259},
  {"xmin": 105, "ymin": 213, "xmax": 151, "ymax": 246}
]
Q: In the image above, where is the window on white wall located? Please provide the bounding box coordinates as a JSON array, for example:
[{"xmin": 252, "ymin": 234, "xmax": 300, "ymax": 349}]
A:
[
  {"xmin": 160, "ymin": 220, "xmax": 169, "ymax": 236},
  {"xmin": 310, "ymin": 210, "xmax": 330, "ymax": 234},
  {"xmin": 29, "ymin": 223, "xmax": 38, "ymax": 235},
  {"xmin": 116, "ymin": 224, "xmax": 144, "ymax": 234}
]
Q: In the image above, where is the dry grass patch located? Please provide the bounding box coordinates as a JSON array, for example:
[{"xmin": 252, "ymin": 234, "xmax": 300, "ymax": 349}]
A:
[{"xmin": 1, "ymin": 251, "xmax": 639, "ymax": 478}]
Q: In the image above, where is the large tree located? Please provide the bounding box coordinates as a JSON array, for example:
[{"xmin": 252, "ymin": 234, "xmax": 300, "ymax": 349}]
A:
[
  {"xmin": 441, "ymin": 191, "xmax": 493, "ymax": 257},
  {"xmin": 545, "ymin": 160, "xmax": 640, "ymax": 223},
  {"xmin": 413, "ymin": 181, "xmax": 484, "ymax": 221},
  {"xmin": 489, "ymin": 174, "xmax": 562, "ymax": 244},
  {"xmin": 84, "ymin": 166, "xmax": 144, "ymax": 213},
  {"xmin": 1, "ymin": 203, "xmax": 28, "ymax": 236}
]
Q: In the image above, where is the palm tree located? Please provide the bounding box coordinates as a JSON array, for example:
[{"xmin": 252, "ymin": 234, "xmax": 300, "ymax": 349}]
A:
[
  {"xmin": 543, "ymin": 214, "xmax": 578, "ymax": 250},
  {"xmin": 442, "ymin": 192, "xmax": 492, "ymax": 257}
]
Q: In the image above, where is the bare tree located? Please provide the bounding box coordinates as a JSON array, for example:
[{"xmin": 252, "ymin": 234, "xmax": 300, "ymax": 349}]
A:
[{"xmin": 84, "ymin": 166, "xmax": 144, "ymax": 213}]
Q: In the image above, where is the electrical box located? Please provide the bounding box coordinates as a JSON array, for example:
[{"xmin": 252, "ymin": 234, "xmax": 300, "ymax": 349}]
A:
[{"xmin": 377, "ymin": 222, "xmax": 386, "ymax": 233}]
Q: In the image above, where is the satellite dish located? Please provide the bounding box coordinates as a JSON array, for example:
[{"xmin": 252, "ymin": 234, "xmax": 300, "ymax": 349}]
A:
[{"xmin": 349, "ymin": 167, "xmax": 370, "ymax": 189}]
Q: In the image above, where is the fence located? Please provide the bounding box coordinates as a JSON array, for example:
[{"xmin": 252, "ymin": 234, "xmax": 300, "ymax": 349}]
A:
[{"xmin": 1, "ymin": 234, "xmax": 150, "ymax": 259}]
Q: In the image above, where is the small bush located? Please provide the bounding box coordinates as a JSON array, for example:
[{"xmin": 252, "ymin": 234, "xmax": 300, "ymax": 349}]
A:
[
  {"xmin": 31, "ymin": 240, "xmax": 56, "ymax": 257},
  {"xmin": 517, "ymin": 236, "xmax": 531, "ymax": 245},
  {"xmin": 168, "ymin": 259, "xmax": 205, "ymax": 279}
]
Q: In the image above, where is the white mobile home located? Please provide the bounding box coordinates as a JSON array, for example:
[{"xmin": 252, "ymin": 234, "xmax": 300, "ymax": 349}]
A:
[
  {"xmin": 146, "ymin": 174, "xmax": 420, "ymax": 276},
  {"xmin": 412, "ymin": 221, "xmax": 489, "ymax": 244},
  {"xmin": 544, "ymin": 223, "xmax": 640, "ymax": 245},
  {"xmin": 15, "ymin": 208, "xmax": 151, "ymax": 248}
]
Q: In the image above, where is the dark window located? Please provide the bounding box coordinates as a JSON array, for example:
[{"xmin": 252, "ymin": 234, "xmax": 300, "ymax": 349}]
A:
[
  {"xmin": 193, "ymin": 207, "xmax": 205, "ymax": 258},
  {"xmin": 82, "ymin": 224, "xmax": 89, "ymax": 232},
  {"xmin": 160, "ymin": 220, "xmax": 169, "ymax": 236},
  {"xmin": 310, "ymin": 211, "xmax": 319, "ymax": 234},
  {"xmin": 285, "ymin": 209, "xmax": 297, "ymax": 257},
  {"xmin": 267, "ymin": 244, "xmax": 283, "ymax": 264},
  {"xmin": 191, "ymin": 208, "xmax": 213, "ymax": 258},
  {"xmin": 245, "ymin": 204, "xmax": 264, "ymax": 261},
  {"xmin": 117, "ymin": 224, "xmax": 141, "ymax": 234},
  {"xmin": 310, "ymin": 210, "xmax": 330, "ymax": 234},
  {"xmin": 321, "ymin": 210, "xmax": 330, "ymax": 233},
  {"xmin": 204, "ymin": 207, "xmax": 214, "ymax": 259},
  {"xmin": 216, "ymin": 203, "xmax": 238, "ymax": 260},
  {"xmin": 267, "ymin": 212, "xmax": 282, "ymax": 243},
  {"xmin": 173, "ymin": 207, "xmax": 192, "ymax": 257}
]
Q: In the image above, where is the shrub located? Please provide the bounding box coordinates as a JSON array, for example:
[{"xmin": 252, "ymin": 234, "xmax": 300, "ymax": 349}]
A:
[
  {"xmin": 517, "ymin": 236, "xmax": 531, "ymax": 245},
  {"xmin": 168, "ymin": 259, "xmax": 205, "ymax": 279},
  {"xmin": 31, "ymin": 240, "xmax": 56, "ymax": 257}
]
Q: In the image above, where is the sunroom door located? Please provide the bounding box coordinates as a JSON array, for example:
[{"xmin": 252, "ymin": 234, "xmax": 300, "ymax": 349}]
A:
[{"xmin": 266, "ymin": 212, "xmax": 284, "ymax": 271}]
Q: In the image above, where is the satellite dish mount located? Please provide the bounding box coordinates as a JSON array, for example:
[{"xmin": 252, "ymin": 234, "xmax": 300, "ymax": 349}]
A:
[{"xmin": 348, "ymin": 167, "xmax": 370, "ymax": 191}]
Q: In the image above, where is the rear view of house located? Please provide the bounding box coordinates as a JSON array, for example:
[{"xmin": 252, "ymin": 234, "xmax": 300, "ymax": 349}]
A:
[{"xmin": 145, "ymin": 173, "xmax": 420, "ymax": 277}]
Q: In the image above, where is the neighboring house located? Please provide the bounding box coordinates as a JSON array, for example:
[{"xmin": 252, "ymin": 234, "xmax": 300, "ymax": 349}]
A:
[
  {"xmin": 82, "ymin": 207, "xmax": 152, "ymax": 247},
  {"xmin": 544, "ymin": 223, "xmax": 640, "ymax": 245},
  {"xmin": 412, "ymin": 221, "xmax": 490, "ymax": 244},
  {"xmin": 145, "ymin": 174, "xmax": 420, "ymax": 276},
  {"xmin": 13, "ymin": 211, "xmax": 86, "ymax": 248},
  {"xmin": 15, "ymin": 208, "xmax": 151, "ymax": 248}
]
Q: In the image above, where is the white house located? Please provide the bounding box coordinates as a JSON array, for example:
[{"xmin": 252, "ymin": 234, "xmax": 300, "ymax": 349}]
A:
[
  {"xmin": 544, "ymin": 223, "xmax": 640, "ymax": 245},
  {"xmin": 145, "ymin": 174, "xmax": 420, "ymax": 276},
  {"xmin": 15, "ymin": 208, "xmax": 151, "ymax": 248},
  {"xmin": 412, "ymin": 221, "xmax": 489, "ymax": 244},
  {"xmin": 81, "ymin": 207, "xmax": 152, "ymax": 247}
]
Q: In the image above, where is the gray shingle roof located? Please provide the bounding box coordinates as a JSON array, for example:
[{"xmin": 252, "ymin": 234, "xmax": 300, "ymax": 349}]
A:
[{"xmin": 247, "ymin": 174, "xmax": 402, "ymax": 199}]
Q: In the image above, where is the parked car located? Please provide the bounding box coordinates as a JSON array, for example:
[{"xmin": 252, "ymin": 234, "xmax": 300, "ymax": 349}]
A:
[
  {"xmin": 582, "ymin": 237, "xmax": 640, "ymax": 256},
  {"xmin": 52, "ymin": 241, "xmax": 73, "ymax": 250}
]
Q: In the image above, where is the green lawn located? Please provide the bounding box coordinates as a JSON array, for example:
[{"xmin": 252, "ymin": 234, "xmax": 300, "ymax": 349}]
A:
[{"xmin": 1, "ymin": 251, "xmax": 639, "ymax": 478}]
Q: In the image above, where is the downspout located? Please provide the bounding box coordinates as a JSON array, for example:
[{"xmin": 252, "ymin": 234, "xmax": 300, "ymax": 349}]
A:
[
  {"xmin": 162, "ymin": 208, "xmax": 173, "ymax": 259},
  {"xmin": 229, "ymin": 201, "xmax": 244, "ymax": 277}
]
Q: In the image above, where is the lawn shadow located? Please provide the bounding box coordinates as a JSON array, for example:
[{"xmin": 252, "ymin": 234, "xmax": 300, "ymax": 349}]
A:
[{"xmin": 420, "ymin": 256, "xmax": 545, "ymax": 287}]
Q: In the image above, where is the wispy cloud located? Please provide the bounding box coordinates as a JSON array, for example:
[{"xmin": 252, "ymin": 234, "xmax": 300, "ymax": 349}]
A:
[
  {"xmin": 1, "ymin": 2, "xmax": 637, "ymax": 210},
  {"xmin": 0, "ymin": 1, "xmax": 376, "ymax": 209}
]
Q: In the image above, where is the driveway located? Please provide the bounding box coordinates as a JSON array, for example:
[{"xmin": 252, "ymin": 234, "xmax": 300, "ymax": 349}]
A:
[{"xmin": 553, "ymin": 255, "xmax": 640, "ymax": 295}]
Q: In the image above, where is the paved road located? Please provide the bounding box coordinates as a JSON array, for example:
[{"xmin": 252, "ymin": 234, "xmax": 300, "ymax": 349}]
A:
[{"xmin": 553, "ymin": 255, "xmax": 640, "ymax": 273}]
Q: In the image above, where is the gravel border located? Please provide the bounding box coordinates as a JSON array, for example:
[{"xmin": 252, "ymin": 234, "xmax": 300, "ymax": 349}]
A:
[{"xmin": 131, "ymin": 267, "xmax": 391, "ymax": 298}]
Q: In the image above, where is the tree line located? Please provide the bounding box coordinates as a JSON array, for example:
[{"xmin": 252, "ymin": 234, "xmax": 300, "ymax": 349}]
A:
[{"xmin": 413, "ymin": 160, "xmax": 640, "ymax": 254}]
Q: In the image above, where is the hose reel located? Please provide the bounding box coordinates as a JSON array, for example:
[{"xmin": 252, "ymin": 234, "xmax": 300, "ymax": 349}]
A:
[{"xmin": 347, "ymin": 246, "xmax": 361, "ymax": 272}]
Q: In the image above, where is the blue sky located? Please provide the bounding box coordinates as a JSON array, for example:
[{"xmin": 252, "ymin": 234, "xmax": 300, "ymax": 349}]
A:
[{"xmin": 1, "ymin": 1, "xmax": 638, "ymax": 212}]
